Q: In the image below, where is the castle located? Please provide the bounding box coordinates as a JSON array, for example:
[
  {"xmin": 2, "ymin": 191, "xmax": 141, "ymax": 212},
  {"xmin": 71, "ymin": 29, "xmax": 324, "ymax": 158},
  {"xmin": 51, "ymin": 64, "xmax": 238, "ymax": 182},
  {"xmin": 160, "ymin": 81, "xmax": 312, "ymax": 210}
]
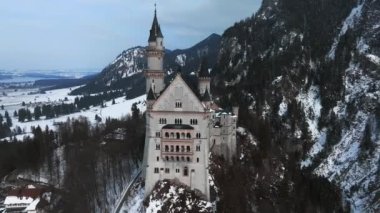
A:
[{"xmin": 142, "ymin": 8, "xmax": 238, "ymax": 200}]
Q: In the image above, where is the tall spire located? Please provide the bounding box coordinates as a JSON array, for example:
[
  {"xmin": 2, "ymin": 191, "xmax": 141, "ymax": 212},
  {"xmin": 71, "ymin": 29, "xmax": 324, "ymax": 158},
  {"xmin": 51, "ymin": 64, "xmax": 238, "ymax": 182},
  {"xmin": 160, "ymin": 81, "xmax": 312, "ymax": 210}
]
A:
[{"xmin": 149, "ymin": 4, "xmax": 163, "ymax": 42}]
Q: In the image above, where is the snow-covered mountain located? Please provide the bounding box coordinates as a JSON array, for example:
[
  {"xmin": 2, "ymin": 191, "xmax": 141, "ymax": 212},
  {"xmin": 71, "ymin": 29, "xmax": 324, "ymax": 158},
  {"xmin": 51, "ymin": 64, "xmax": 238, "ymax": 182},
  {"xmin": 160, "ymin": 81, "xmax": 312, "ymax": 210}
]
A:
[
  {"xmin": 71, "ymin": 34, "xmax": 221, "ymax": 96},
  {"xmin": 212, "ymin": 0, "xmax": 380, "ymax": 211}
]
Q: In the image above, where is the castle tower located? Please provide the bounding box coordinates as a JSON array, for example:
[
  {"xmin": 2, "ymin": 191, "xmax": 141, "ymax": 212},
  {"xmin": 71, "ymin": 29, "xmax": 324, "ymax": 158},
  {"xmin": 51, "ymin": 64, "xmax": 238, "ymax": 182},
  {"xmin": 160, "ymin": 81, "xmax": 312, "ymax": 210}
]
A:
[
  {"xmin": 145, "ymin": 6, "xmax": 165, "ymax": 96},
  {"xmin": 198, "ymin": 58, "xmax": 211, "ymax": 96}
]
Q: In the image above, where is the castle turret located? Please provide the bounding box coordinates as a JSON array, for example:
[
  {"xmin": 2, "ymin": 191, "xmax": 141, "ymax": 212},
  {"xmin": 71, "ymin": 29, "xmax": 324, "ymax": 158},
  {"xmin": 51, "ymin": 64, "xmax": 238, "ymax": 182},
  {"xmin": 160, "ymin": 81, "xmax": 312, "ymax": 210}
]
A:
[
  {"xmin": 198, "ymin": 58, "xmax": 210, "ymax": 96},
  {"xmin": 147, "ymin": 87, "xmax": 156, "ymax": 109},
  {"xmin": 145, "ymin": 6, "xmax": 165, "ymax": 96}
]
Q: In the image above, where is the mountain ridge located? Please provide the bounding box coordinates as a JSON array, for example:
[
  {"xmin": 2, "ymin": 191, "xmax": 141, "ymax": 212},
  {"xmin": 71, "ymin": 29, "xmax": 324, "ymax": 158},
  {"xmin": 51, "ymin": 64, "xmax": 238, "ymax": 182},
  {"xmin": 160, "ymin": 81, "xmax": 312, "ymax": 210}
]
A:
[{"xmin": 71, "ymin": 33, "xmax": 221, "ymax": 97}]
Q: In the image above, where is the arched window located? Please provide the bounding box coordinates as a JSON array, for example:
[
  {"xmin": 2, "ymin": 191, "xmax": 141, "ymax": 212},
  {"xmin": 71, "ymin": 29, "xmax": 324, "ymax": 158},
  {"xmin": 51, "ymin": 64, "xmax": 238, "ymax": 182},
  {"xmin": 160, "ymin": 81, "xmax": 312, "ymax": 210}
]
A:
[
  {"xmin": 170, "ymin": 145, "xmax": 174, "ymax": 152},
  {"xmin": 176, "ymin": 156, "xmax": 179, "ymax": 161},
  {"xmin": 196, "ymin": 133, "xmax": 201, "ymax": 138},
  {"xmin": 184, "ymin": 167, "xmax": 188, "ymax": 176},
  {"xmin": 156, "ymin": 156, "xmax": 159, "ymax": 162},
  {"xmin": 165, "ymin": 145, "xmax": 169, "ymax": 152},
  {"xmin": 176, "ymin": 145, "xmax": 179, "ymax": 152},
  {"xmin": 166, "ymin": 156, "xmax": 169, "ymax": 161},
  {"xmin": 176, "ymin": 133, "xmax": 180, "ymax": 139},
  {"xmin": 197, "ymin": 157, "xmax": 199, "ymax": 163},
  {"xmin": 181, "ymin": 145, "xmax": 185, "ymax": 152},
  {"xmin": 187, "ymin": 157, "xmax": 190, "ymax": 162},
  {"xmin": 187, "ymin": 146, "xmax": 190, "ymax": 152},
  {"xmin": 187, "ymin": 133, "xmax": 191, "ymax": 139},
  {"xmin": 165, "ymin": 132, "xmax": 169, "ymax": 138}
]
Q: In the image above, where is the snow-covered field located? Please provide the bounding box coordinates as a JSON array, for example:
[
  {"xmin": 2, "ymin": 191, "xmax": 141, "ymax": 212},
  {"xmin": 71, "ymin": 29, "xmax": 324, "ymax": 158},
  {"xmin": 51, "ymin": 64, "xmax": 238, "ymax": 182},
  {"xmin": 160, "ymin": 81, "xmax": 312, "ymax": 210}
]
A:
[{"xmin": 0, "ymin": 86, "xmax": 146, "ymax": 141}]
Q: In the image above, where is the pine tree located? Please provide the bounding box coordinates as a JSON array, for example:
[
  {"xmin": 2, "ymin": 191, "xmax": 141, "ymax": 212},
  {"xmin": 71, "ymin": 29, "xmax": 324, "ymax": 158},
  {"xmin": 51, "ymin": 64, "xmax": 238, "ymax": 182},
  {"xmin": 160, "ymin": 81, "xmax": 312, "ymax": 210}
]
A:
[{"xmin": 34, "ymin": 106, "xmax": 42, "ymax": 120}]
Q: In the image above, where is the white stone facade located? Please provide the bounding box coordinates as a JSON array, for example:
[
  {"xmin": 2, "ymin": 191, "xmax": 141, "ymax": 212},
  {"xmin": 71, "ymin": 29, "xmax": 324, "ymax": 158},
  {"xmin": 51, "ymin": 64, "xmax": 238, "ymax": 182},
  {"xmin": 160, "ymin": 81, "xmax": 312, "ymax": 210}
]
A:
[{"xmin": 142, "ymin": 9, "xmax": 238, "ymax": 200}]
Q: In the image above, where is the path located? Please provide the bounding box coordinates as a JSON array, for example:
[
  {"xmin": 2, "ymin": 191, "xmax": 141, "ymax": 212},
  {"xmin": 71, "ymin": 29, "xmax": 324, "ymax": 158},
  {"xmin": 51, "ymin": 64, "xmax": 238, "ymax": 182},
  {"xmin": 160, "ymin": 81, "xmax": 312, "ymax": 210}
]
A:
[{"xmin": 112, "ymin": 169, "xmax": 142, "ymax": 213}]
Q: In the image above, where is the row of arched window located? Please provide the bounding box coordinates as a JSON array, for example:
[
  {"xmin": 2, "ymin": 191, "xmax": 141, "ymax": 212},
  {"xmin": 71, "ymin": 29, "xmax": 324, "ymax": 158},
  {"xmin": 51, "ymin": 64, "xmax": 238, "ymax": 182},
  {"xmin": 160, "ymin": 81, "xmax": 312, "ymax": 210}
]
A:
[
  {"xmin": 175, "ymin": 101, "xmax": 182, "ymax": 108},
  {"xmin": 164, "ymin": 132, "xmax": 191, "ymax": 139},
  {"xmin": 190, "ymin": 119, "xmax": 198, "ymax": 125},
  {"xmin": 159, "ymin": 118, "xmax": 167, "ymax": 124},
  {"xmin": 174, "ymin": 118, "xmax": 182, "ymax": 124},
  {"xmin": 164, "ymin": 145, "xmax": 191, "ymax": 153},
  {"xmin": 158, "ymin": 118, "xmax": 199, "ymax": 125},
  {"xmin": 154, "ymin": 167, "xmax": 191, "ymax": 176}
]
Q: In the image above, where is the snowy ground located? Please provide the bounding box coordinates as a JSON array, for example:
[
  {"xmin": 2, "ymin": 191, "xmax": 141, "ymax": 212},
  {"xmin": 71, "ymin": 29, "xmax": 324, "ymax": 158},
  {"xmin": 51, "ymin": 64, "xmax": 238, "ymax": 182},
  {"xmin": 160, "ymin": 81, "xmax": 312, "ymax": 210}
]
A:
[{"xmin": 0, "ymin": 86, "xmax": 146, "ymax": 141}]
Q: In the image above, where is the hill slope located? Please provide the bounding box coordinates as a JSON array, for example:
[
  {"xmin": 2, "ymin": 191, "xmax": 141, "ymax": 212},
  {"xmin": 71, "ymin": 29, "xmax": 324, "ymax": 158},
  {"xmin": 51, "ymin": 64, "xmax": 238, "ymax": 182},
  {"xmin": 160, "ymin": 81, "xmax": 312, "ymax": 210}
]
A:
[{"xmin": 212, "ymin": 0, "xmax": 379, "ymax": 211}]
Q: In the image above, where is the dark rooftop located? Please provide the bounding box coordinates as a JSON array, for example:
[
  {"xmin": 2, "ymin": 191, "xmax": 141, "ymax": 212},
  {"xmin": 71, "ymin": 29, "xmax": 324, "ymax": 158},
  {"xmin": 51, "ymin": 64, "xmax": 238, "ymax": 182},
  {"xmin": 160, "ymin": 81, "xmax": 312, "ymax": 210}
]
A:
[
  {"xmin": 199, "ymin": 58, "xmax": 210, "ymax": 78},
  {"xmin": 148, "ymin": 8, "xmax": 163, "ymax": 42},
  {"xmin": 147, "ymin": 87, "xmax": 156, "ymax": 100},
  {"xmin": 162, "ymin": 124, "xmax": 194, "ymax": 130}
]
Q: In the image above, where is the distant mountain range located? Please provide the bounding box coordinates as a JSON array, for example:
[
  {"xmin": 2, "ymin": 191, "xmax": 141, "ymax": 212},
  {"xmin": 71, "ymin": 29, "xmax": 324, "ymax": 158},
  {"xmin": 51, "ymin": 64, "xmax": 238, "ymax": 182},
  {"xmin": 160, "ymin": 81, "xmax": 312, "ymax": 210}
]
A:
[{"xmin": 70, "ymin": 33, "xmax": 221, "ymax": 97}]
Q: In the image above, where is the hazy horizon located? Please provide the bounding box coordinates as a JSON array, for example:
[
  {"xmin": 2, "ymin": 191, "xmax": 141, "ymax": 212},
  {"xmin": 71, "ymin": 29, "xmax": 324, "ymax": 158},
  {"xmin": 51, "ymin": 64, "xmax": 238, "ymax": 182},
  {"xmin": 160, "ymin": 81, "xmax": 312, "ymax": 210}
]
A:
[{"xmin": 0, "ymin": 0, "xmax": 261, "ymax": 71}]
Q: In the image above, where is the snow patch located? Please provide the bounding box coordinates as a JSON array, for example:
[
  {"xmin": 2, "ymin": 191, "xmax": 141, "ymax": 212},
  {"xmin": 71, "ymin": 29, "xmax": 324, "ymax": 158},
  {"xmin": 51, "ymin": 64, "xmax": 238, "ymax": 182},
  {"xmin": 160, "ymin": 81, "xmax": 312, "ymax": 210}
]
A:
[
  {"xmin": 278, "ymin": 97, "xmax": 288, "ymax": 116},
  {"xmin": 175, "ymin": 54, "xmax": 187, "ymax": 67},
  {"xmin": 327, "ymin": 2, "xmax": 364, "ymax": 59}
]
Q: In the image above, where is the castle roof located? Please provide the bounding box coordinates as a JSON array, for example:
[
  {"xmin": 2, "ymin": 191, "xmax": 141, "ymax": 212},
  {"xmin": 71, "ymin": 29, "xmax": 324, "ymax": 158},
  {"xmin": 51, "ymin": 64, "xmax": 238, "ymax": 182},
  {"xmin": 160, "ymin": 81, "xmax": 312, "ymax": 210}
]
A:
[
  {"xmin": 147, "ymin": 87, "xmax": 156, "ymax": 100},
  {"xmin": 148, "ymin": 8, "xmax": 163, "ymax": 42},
  {"xmin": 162, "ymin": 124, "xmax": 194, "ymax": 130},
  {"xmin": 198, "ymin": 58, "xmax": 210, "ymax": 78},
  {"xmin": 201, "ymin": 88, "xmax": 212, "ymax": 102}
]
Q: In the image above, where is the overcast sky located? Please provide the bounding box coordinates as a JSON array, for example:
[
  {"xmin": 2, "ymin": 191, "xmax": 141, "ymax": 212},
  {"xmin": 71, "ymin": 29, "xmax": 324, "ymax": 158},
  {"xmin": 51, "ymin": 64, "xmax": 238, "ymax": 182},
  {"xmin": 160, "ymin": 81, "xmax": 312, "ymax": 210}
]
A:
[{"xmin": 0, "ymin": 0, "xmax": 261, "ymax": 71}]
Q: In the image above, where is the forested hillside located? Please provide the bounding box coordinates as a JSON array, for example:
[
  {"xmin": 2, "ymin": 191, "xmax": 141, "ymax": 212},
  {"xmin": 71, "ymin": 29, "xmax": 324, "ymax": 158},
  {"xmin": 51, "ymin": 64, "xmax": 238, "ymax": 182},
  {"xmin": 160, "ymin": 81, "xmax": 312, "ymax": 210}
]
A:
[{"xmin": 211, "ymin": 0, "xmax": 379, "ymax": 211}]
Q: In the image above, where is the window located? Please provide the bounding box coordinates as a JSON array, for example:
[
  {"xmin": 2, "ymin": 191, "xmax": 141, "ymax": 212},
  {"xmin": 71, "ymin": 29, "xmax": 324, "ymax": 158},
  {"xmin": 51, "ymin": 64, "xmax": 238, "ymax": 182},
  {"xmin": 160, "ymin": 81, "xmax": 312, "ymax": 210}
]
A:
[
  {"xmin": 166, "ymin": 156, "xmax": 169, "ymax": 161},
  {"xmin": 165, "ymin": 145, "xmax": 169, "ymax": 152},
  {"xmin": 154, "ymin": 168, "xmax": 159, "ymax": 173},
  {"xmin": 171, "ymin": 156, "xmax": 174, "ymax": 161},
  {"xmin": 175, "ymin": 101, "xmax": 182, "ymax": 108},
  {"xmin": 156, "ymin": 132, "xmax": 160, "ymax": 137},
  {"xmin": 170, "ymin": 145, "xmax": 174, "ymax": 152},
  {"xmin": 156, "ymin": 144, "xmax": 161, "ymax": 150},
  {"xmin": 197, "ymin": 158, "xmax": 199, "ymax": 163},
  {"xmin": 186, "ymin": 146, "xmax": 191, "ymax": 152},
  {"xmin": 186, "ymin": 133, "xmax": 191, "ymax": 139},
  {"xmin": 176, "ymin": 145, "xmax": 179, "ymax": 152},
  {"xmin": 184, "ymin": 167, "xmax": 188, "ymax": 176},
  {"xmin": 165, "ymin": 132, "xmax": 169, "ymax": 138},
  {"xmin": 159, "ymin": 118, "xmax": 167, "ymax": 124},
  {"xmin": 157, "ymin": 156, "xmax": 159, "ymax": 162},
  {"xmin": 176, "ymin": 168, "xmax": 180, "ymax": 173},
  {"xmin": 190, "ymin": 119, "xmax": 198, "ymax": 125},
  {"xmin": 181, "ymin": 133, "xmax": 185, "ymax": 139},
  {"xmin": 196, "ymin": 145, "xmax": 200, "ymax": 151},
  {"xmin": 165, "ymin": 168, "xmax": 170, "ymax": 174},
  {"xmin": 181, "ymin": 145, "xmax": 185, "ymax": 152},
  {"xmin": 181, "ymin": 156, "xmax": 185, "ymax": 161},
  {"xmin": 175, "ymin": 118, "xmax": 182, "ymax": 124},
  {"xmin": 187, "ymin": 157, "xmax": 190, "ymax": 162},
  {"xmin": 176, "ymin": 156, "xmax": 180, "ymax": 161},
  {"xmin": 176, "ymin": 133, "xmax": 180, "ymax": 139},
  {"xmin": 196, "ymin": 133, "xmax": 201, "ymax": 138}
]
